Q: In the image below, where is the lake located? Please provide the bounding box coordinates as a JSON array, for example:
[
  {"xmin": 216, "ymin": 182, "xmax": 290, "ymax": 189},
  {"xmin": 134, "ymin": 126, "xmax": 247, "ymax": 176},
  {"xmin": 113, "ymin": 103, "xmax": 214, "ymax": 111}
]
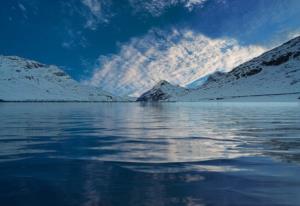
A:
[{"xmin": 0, "ymin": 102, "xmax": 300, "ymax": 206}]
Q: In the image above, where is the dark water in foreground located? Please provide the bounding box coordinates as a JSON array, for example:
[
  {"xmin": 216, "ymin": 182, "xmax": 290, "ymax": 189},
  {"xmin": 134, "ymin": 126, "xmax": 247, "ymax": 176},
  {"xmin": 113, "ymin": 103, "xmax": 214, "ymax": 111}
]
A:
[{"xmin": 0, "ymin": 102, "xmax": 300, "ymax": 206}]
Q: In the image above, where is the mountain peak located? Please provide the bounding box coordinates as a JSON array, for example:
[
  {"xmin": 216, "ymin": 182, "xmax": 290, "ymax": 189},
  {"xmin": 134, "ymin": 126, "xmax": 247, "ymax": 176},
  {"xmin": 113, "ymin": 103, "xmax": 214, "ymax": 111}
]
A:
[
  {"xmin": 153, "ymin": 80, "xmax": 174, "ymax": 89},
  {"xmin": 137, "ymin": 80, "xmax": 188, "ymax": 101},
  {"xmin": 138, "ymin": 35, "xmax": 300, "ymax": 102},
  {"xmin": 0, "ymin": 55, "xmax": 119, "ymax": 101},
  {"xmin": 157, "ymin": 80, "xmax": 170, "ymax": 86}
]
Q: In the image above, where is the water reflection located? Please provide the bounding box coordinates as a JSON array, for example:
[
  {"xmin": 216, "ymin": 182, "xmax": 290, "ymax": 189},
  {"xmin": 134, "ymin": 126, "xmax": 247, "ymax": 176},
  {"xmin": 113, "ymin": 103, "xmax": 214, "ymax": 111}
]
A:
[
  {"xmin": 1, "ymin": 102, "xmax": 299, "ymax": 164},
  {"xmin": 0, "ymin": 102, "xmax": 300, "ymax": 206}
]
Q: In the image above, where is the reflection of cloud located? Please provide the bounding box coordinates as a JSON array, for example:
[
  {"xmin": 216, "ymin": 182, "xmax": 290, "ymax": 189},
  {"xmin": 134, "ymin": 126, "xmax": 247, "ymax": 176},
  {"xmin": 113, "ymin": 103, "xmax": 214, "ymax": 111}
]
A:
[
  {"xmin": 86, "ymin": 103, "xmax": 258, "ymax": 165},
  {"xmin": 88, "ymin": 28, "xmax": 265, "ymax": 96}
]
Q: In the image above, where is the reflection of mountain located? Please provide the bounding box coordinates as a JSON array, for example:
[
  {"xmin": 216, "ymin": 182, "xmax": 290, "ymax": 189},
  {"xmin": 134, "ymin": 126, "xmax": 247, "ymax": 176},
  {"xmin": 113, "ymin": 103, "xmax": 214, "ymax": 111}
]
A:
[
  {"xmin": 0, "ymin": 102, "xmax": 288, "ymax": 163},
  {"xmin": 1, "ymin": 102, "xmax": 299, "ymax": 165},
  {"xmin": 265, "ymin": 137, "xmax": 300, "ymax": 164},
  {"xmin": 1, "ymin": 103, "xmax": 300, "ymax": 205},
  {"xmin": 80, "ymin": 103, "xmax": 265, "ymax": 163}
]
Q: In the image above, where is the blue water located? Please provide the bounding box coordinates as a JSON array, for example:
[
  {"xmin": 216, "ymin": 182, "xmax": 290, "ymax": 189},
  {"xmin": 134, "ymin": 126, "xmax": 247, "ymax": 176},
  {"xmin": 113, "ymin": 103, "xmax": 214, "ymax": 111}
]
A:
[{"xmin": 0, "ymin": 102, "xmax": 300, "ymax": 206}]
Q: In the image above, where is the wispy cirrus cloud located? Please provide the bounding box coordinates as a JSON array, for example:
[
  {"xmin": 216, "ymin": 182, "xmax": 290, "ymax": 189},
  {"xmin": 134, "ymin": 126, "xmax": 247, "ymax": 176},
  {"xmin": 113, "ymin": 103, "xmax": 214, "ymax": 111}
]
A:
[
  {"xmin": 62, "ymin": 29, "xmax": 88, "ymax": 49},
  {"xmin": 17, "ymin": 3, "xmax": 28, "ymax": 19},
  {"xmin": 184, "ymin": 0, "xmax": 208, "ymax": 11},
  {"xmin": 81, "ymin": 0, "xmax": 112, "ymax": 29},
  {"xmin": 88, "ymin": 28, "xmax": 266, "ymax": 97},
  {"xmin": 18, "ymin": 3, "xmax": 27, "ymax": 12},
  {"xmin": 129, "ymin": 0, "xmax": 208, "ymax": 17},
  {"xmin": 80, "ymin": 0, "xmax": 209, "ymax": 27}
]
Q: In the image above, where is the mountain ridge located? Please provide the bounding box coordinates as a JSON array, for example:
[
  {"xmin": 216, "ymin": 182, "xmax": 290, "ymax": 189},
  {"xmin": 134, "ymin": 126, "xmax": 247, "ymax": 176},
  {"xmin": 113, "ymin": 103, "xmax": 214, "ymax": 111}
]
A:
[
  {"xmin": 138, "ymin": 36, "xmax": 300, "ymax": 102},
  {"xmin": 1, "ymin": 36, "xmax": 300, "ymax": 102},
  {"xmin": 0, "ymin": 56, "xmax": 124, "ymax": 102},
  {"xmin": 137, "ymin": 80, "xmax": 189, "ymax": 101}
]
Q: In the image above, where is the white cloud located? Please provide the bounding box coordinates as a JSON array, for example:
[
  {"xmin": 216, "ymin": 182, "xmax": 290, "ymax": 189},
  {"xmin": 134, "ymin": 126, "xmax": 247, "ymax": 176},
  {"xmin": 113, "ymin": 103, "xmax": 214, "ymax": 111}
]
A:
[
  {"xmin": 17, "ymin": 3, "xmax": 28, "ymax": 19},
  {"xmin": 79, "ymin": 0, "xmax": 206, "ymax": 28},
  {"xmin": 288, "ymin": 30, "xmax": 300, "ymax": 39},
  {"xmin": 185, "ymin": 0, "xmax": 207, "ymax": 11},
  {"xmin": 88, "ymin": 29, "xmax": 266, "ymax": 97},
  {"xmin": 129, "ymin": 0, "xmax": 208, "ymax": 17},
  {"xmin": 82, "ymin": 0, "xmax": 101, "ymax": 15},
  {"xmin": 18, "ymin": 3, "xmax": 26, "ymax": 12},
  {"xmin": 62, "ymin": 29, "xmax": 88, "ymax": 49},
  {"xmin": 81, "ymin": 0, "xmax": 111, "ymax": 29}
]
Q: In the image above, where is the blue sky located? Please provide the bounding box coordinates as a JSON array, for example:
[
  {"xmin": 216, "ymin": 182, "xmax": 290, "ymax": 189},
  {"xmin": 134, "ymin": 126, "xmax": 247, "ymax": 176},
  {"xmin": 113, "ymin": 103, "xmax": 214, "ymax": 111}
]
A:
[{"xmin": 1, "ymin": 0, "xmax": 300, "ymax": 96}]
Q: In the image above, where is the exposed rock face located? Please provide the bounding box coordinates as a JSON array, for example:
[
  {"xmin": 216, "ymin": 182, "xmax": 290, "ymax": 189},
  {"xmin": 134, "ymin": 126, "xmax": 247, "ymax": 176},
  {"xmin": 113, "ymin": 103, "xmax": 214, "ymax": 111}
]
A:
[
  {"xmin": 139, "ymin": 36, "xmax": 300, "ymax": 102},
  {"xmin": 181, "ymin": 36, "xmax": 300, "ymax": 101},
  {"xmin": 137, "ymin": 80, "xmax": 188, "ymax": 101}
]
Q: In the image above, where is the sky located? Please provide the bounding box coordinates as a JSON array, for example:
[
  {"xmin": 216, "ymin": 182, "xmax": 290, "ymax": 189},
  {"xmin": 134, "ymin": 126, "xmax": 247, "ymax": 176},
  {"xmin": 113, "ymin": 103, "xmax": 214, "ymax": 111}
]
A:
[{"xmin": 1, "ymin": 0, "xmax": 300, "ymax": 96}]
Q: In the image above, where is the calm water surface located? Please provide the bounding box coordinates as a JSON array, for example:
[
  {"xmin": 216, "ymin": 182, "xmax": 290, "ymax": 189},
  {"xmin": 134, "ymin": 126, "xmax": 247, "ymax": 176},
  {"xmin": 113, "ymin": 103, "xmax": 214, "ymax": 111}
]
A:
[{"xmin": 0, "ymin": 102, "xmax": 300, "ymax": 206}]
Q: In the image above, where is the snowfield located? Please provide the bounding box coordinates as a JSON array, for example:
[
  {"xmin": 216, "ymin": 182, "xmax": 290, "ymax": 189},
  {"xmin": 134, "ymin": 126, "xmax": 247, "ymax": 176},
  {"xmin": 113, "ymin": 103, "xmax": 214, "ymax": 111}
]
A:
[
  {"xmin": 138, "ymin": 36, "xmax": 300, "ymax": 102},
  {"xmin": 0, "ymin": 56, "xmax": 120, "ymax": 101},
  {"xmin": 1, "ymin": 36, "xmax": 300, "ymax": 102}
]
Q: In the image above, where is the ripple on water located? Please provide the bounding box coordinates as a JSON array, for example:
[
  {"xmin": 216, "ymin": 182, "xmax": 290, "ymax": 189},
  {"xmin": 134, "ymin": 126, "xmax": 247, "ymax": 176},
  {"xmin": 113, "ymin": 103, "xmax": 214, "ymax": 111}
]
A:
[{"xmin": 0, "ymin": 102, "xmax": 300, "ymax": 206}]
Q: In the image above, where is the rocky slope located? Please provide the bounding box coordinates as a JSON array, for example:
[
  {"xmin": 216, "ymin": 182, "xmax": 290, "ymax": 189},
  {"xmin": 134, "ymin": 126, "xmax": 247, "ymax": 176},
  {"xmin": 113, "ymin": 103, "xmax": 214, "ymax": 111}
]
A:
[
  {"xmin": 139, "ymin": 36, "xmax": 300, "ymax": 102},
  {"xmin": 0, "ymin": 56, "xmax": 119, "ymax": 101},
  {"xmin": 137, "ymin": 80, "xmax": 189, "ymax": 101}
]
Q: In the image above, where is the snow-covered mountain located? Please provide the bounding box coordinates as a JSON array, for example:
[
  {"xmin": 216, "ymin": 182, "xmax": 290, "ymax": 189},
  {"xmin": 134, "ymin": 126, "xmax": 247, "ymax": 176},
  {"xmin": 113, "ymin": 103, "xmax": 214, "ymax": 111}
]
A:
[
  {"xmin": 139, "ymin": 36, "xmax": 300, "ymax": 102},
  {"xmin": 0, "ymin": 56, "xmax": 120, "ymax": 101},
  {"xmin": 185, "ymin": 72, "xmax": 226, "ymax": 89},
  {"xmin": 137, "ymin": 80, "xmax": 189, "ymax": 101}
]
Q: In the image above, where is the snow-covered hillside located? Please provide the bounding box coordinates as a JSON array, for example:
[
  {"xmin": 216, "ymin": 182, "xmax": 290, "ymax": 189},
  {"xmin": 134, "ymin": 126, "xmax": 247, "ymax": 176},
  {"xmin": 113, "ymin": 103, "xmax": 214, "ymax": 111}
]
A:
[
  {"xmin": 0, "ymin": 56, "xmax": 119, "ymax": 101},
  {"xmin": 137, "ymin": 80, "xmax": 189, "ymax": 101},
  {"xmin": 139, "ymin": 36, "xmax": 300, "ymax": 102},
  {"xmin": 185, "ymin": 72, "xmax": 225, "ymax": 89}
]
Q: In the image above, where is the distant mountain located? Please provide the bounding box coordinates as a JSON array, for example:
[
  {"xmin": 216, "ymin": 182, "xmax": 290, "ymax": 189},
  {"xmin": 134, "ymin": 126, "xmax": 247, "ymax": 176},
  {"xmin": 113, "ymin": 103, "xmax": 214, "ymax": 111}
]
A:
[
  {"xmin": 0, "ymin": 56, "xmax": 121, "ymax": 101},
  {"xmin": 185, "ymin": 72, "xmax": 226, "ymax": 89},
  {"xmin": 137, "ymin": 80, "xmax": 189, "ymax": 101},
  {"xmin": 138, "ymin": 36, "xmax": 300, "ymax": 102},
  {"xmin": 185, "ymin": 75, "xmax": 209, "ymax": 90}
]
